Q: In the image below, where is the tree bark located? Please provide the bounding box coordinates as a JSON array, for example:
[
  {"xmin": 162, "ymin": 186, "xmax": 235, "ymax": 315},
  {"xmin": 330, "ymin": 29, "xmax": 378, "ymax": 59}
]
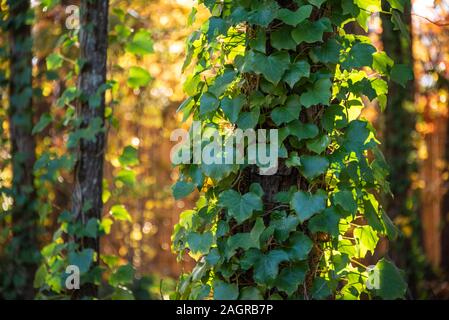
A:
[
  {"xmin": 6, "ymin": 0, "xmax": 39, "ymax": 300},
  {"xmin": 72, "ymin": 0, "xmax": 109, "ymax": 298}
]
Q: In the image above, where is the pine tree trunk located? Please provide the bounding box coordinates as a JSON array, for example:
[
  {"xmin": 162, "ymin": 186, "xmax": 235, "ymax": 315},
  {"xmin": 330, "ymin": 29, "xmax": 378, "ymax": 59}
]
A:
[
  {"xmin": 7, "ymin": 0, "xmax": 39, "ymax": 300},
  {"xmin": 72, "ymin": 0, "xmax": 109, "ymax": 298}
]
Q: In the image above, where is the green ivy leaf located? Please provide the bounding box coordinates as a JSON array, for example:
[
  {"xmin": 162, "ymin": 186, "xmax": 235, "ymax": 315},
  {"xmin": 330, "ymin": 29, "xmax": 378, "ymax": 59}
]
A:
[
  {"xmin": 33, "ymin": 264, "xmax": 48, "ymax": 289},
  {"xmin": 243, "ymin": 51, "xmax": 291, "ymax": 85},
  {"xmin": 271, "ymin": 26, "xmax": 297, "ymax": 50},
  {"xmin": 372, "ymin": 52, "xmax": 394, "ymax": 75},
  {"xmin": 270, "ymin": 95, "xmax": 301, "ymax": 126},
  {"xmin": 68, "ymin": 249, "xmax": 94, "ymax": 273},
  {"xmin": 373, "ymin": 258, "xmax": 407, "ymax": 299},
  {"xmin": 287, "ymin": 120, "xmax": 319, "ymax": 140},
  {"xmin": 342, "ymin": 43, "xmax": 376, "ymax": 69},
  {"xmin": 236, "ymin": 107, "xmax": 260, "ymax": 130},
  {"xmin": 363, "ymin": 194, "xmax": 385, "ymax": 233},
  {"xmin": 306, "ymin": 135, "xmax": 330, "ymax": 154},
  {"xmin": 214, "ymin": 280, "xmax": 239, "ymax": 300},
  {"xmin": 115, "ymin": 169, "xmax": 136, "ymax": 186},
  {"xmin": 100, "ymin": 218, "xmax": 113, "ymax": 235},
  {"xmin": 310, "ymin": 38, "xmax": 342, "ymax": 64},
  {"xmin": 219, "ymin": 190, "xmax": 263, "ymax": 224},
  {"xmin": 308, "ymin": 207, "xmax": 341, "ymax": 236},
  {"xmin": 300, "ymin": 78, "xmax": 332, "ymax": 108},
  {"xmin": 172, "ymin": 181, "xmax": 196, "ymax": 200},
  {"xmin": 186, "ymin": 231, "xmax": 213, "ymax": 255},
  {"xmin": 241, "ymin": 248, "xmax": 262, "ymax": 271},
  {"xmin": 254, "ymin": 250, "xmax": 289, "ymax": 285},
  {"xmin": 125, "ymin": 29, "xmax": 154, "ymax": 56},
  {"xmin": 322, "ymin": 104, "xmax": 348, "ymax": 131},
  {"xmin": 291, "ymin": 18, "xmax": 331, "ymax": 44},
  {"xmin": 291, "ymin": 190, "xmax": 327, "ymax": 222},
  {"xmin": 390, "ymin": 64, "xmax": 413, "ymax": 88},
  {"xmin": 109, "ymin": 264, "xmax": 135, "ymax": 286},
  {"xmin": 344, "ymin": 120, "xmax": 371, "ymax": 154},
  {"xmin": 275, "ymin": 262, "xmax": 309, "ymax": 295},
  {"xmin": 248, "ymin": 1, "xmax": 280, "ymax": 27},
  {"xmin": 46, "ymin": 53, "xmax": 63, "ymax": 70},
  {"xmin": 283, "ymin": 61, "xmax": 310, "ymax": 88},
  {"xmin": 127, "ymin": 66, "xmax": 152, "ymax": 88},
  {"xmin": 334, "ymin": 190, "xmax": 357, "ymax": 215},
  {"xmin": 249, "ymin": 183, "xmax": 264, "ymax": 197},
  {"xmin": 221, "ymin": 95, "xmax": 245, "ymax": 123},
  {"xmin": 299, "ymin": 155, "xmax": 329, "ymax": 181},
  {"xmin": 209, "ymin": 69, "xmax": 237, "ymax": 97},
  {"xmin": 227, "ymin": 218, "xmax": 265, "ymax": 257},
  {"xmin": 311, "ymin": 277, "xmax": 332, "ymax": 299},
  {"xmin": 207, "ymin": 17, "xmax": 229, "ymax": 41},
  {"xmin": 84, "ymin": 218, "xmax": 99, "ymax": 238},
  {"xmin": 119, "ymin": 146, "xmax": 139, "ymax": 167},
  {"xmin": 354, "ymin": 225, "xmax": 379, "ymax": 257},
  {"xmin": 110, "ymin": 205, "xmax": 132, "ymax": 222},
  {"xmin": 239, "ymin": 287, "xmax": 263, "ymax": 300},
  {"xmin": 285, "ymin": 152, "xmax": 302, "ymax": 168},
  {"xmin": 32, "ymin": 113, "xmax": 52, "ymax": 135},
  {"xmin": 271, "ymin": 213, "xmax": 301, "ymax": 242},
  {"xmin": 200, "ymin": 92, "xmax": 220, "ymax": 115},
  {"xmin": 249, "ymin": 28, "xmax": 267, "ymax": 53},
  {"xmin": 205, "ymin": 248, "xmax": 221, "ymax": 266},
  {"xmin": 287, "ymin": 232, "xmax": 313, "ymax": 261},
  {"xmin": 277, "ymin": 5, "xmax": 312, "ymax": 26}
]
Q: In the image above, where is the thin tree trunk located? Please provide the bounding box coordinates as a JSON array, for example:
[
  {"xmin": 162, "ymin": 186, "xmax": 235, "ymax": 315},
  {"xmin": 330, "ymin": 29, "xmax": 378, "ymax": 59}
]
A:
[
  {"xmin": 440, "ymin": 79, "xmax": 449, "ymax": 274},
  {"xmin": 6, "ymin": 0, "xmax": 39, "ymax": 300},
  {"xmin": 436, "ymin": 0, "xmax": 449, "ymax": 278},
  {"xmin": 72, "ymin": 0, "xmax": 109, "ymax": 298}
]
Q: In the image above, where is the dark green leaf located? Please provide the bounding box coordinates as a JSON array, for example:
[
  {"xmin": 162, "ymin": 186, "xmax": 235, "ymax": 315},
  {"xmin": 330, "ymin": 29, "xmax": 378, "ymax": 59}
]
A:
[
  {"xmin": 291, "ymin": 190, "xmax": 327, "ymax": 222},
  {"xmin": 172, "ymin": 181, "xmax": 196, "ymax": 200}
]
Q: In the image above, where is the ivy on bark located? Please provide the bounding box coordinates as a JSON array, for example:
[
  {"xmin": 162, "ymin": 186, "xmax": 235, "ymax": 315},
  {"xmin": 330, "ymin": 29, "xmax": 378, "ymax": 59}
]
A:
[{"xmin": 172, "ymin": 0, "xmax": 411, "ymax": 300}]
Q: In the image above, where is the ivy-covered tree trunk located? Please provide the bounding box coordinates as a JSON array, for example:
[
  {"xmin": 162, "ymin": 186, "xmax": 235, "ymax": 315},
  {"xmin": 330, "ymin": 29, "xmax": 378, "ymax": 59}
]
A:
[
  {"xmin": 380, "ymin": 1, "xmax": 423, "ymax": 295},
  {"xmin": 72, "ymin": 0, "xmax": 109, "ymax": 298},
  {"xmin": 5, "ymin": 0, "xmax": 39, "ymax": 300},
  {"xmin": 173, "ymin": 0, "xmax": 409, "ymax": 300},
  {"xmin": 239, "ymin": 0, "xmax": 328, "ymax": 294}
]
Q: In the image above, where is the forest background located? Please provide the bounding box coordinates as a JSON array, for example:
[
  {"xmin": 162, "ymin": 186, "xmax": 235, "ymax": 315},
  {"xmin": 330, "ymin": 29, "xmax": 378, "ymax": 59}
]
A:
[{"xmin": 1, "ymin": 0, "xmax": 449, "ymax": 300}]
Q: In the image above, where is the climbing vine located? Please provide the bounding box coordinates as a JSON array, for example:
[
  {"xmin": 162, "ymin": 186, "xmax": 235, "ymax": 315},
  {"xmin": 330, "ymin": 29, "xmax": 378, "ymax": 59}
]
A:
[{"xmin": 172, "ymin": 0, "xmax": 411, "ymax": 300}]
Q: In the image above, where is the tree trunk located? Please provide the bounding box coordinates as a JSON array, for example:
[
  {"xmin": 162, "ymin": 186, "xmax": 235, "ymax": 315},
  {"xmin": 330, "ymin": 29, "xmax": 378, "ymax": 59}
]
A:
[
  {"xmin": 6, "ymin": 0, "xmax": 39, "ymax": 300},
  {"xmin": 72, "ymin": 0, "xmax": 109, "ymax": 298},
  {"xmin": 440, "ymin": 78, "xmax": 449, "ymax": 274},
  {"xmin": 236, "ymin": 0, "xmax": 327, "ymax": 295},
  {"xmin": 381, "ymin": 1, "xmax": 424, "ymax": 294}
]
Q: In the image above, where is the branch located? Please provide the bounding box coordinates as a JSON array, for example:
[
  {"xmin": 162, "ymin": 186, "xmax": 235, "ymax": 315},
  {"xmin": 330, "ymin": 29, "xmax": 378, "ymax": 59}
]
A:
[{"xmin": 412, "ymin": 13, "xmax": 449, "ymax": 27}]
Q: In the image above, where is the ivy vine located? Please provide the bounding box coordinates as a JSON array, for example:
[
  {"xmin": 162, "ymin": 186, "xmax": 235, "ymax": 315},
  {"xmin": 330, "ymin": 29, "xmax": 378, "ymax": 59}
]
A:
[{"xmin": 172, "ymin": 0, "xmax": 411, "ymax": 300}]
